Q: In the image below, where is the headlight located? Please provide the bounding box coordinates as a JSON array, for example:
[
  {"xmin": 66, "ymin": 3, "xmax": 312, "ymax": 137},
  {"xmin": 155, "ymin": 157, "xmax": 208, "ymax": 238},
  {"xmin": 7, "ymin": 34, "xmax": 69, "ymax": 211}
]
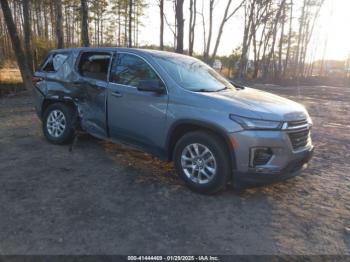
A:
[{"xmin": 229, "ymin": 114, "xmax": 283, "ymax": 130}]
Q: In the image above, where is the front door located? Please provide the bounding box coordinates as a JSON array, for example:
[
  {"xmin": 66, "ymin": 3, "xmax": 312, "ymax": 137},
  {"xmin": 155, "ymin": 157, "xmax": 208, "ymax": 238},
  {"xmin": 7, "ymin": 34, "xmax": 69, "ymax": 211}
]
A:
[
  {"xmin": 107, "ymin": 52, "xmax": 168, "ymax": 152},
  {"xmin": 74, "ymin": 51, "xmax": 112, "ymax": 138}
]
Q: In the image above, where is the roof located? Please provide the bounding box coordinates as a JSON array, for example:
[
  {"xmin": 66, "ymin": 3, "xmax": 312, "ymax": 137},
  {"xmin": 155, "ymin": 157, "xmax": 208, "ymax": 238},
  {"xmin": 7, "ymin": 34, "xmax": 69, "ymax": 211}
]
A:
[{"xmin": 49, "ymin": 47, "xmax": 187, "ymax": 59}]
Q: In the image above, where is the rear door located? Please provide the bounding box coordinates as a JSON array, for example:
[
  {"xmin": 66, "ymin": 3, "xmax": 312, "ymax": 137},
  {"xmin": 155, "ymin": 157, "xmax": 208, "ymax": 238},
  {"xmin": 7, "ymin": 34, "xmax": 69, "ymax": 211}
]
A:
[
  {"xmin": 37, "ymin": 51, "xmax": 72, "ymax": 111},
  {"xmin": 107, "ymin": 52, "xmax": 168, "ymax": 152},
  {"xmin": 40, "ymin": 51, "xmax": 71, "ymax": 92},
  {"xmin": 74, "ymin": 51, "xmax": 112, "ymax": 138}
]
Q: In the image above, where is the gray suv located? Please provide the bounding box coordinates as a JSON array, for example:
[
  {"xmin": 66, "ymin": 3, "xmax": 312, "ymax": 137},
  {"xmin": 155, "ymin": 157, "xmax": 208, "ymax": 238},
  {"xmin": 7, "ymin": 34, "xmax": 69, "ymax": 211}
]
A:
[{"xmin": 33, "ymin": 48, "xmax": 314, "ymax": 194}]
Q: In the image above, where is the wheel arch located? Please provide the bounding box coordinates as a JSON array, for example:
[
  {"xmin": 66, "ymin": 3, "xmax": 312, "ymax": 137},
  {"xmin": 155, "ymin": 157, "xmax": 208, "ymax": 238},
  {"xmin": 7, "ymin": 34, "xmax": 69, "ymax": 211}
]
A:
[
  {"xmin": 166, "ymin": 119, "xmax": 237, "ymax": 170},
  {"xmin": 41, "ymin": 97, "xmax": 77, "ymax": 119}
]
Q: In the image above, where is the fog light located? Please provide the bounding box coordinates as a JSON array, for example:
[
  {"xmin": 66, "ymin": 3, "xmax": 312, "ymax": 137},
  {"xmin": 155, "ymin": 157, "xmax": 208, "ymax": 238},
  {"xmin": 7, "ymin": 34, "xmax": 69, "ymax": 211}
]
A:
[{"xmin": 250, "ymin": 148, "xmax": 273, "ymax": 167}]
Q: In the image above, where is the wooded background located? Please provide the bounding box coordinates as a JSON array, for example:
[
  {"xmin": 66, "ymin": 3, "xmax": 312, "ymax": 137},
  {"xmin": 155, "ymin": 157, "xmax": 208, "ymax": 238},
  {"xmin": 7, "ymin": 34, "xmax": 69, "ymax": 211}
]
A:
[{"xmin": 0, "ymin": 0, "xmax": 349, "ymax": 89}]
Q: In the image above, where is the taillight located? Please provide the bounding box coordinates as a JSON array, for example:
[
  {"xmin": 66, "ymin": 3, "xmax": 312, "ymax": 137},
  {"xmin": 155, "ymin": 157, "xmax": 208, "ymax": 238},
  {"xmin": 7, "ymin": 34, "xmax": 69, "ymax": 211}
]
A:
[{"xmin": 32, "ymin": 76, "xmax": 43, "ymax": 85}]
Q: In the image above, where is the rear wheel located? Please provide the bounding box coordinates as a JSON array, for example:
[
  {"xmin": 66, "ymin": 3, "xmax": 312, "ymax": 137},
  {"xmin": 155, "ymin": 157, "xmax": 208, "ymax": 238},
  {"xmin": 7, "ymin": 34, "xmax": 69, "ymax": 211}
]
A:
[
  {"xmin": 42, "ymin": 103, "xmax": 76, "ymax": 144},
  {"xmin": 174, "ymin": 131, "xmax": 231, "ymax": 194}
]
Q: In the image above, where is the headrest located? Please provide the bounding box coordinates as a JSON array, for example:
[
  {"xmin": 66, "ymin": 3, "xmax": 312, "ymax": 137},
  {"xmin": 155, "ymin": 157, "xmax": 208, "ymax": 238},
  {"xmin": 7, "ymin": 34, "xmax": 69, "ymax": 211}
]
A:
[{"xmin": 89, "ymin": 62, "xmax": 101, "ymax": 73}]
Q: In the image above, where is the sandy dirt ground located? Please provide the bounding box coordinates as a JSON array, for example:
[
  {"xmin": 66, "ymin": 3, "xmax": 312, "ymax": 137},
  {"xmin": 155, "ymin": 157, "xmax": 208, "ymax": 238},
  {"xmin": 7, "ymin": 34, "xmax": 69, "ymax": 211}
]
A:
[{"xmin": 0, "ymin": 85, "xmax": 349, "ymax": 255}]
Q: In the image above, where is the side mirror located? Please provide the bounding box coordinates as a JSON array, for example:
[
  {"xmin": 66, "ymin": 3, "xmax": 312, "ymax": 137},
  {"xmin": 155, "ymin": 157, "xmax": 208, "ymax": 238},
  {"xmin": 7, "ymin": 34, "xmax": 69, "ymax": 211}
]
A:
[{"xmin": 138, "ymin": 80, "xmax": 165, "ymax": 93}]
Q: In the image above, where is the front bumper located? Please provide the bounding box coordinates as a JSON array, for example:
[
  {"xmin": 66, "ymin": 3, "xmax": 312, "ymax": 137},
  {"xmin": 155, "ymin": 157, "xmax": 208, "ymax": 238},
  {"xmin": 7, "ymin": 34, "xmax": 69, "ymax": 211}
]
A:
[{"xmin": 229, "ymin": 129, "xmax": 314, "ymax": 187}]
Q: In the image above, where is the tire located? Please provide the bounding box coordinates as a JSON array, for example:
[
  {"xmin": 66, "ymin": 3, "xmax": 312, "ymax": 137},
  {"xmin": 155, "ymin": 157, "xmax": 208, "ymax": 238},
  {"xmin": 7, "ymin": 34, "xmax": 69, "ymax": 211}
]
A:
[
  {"xmin": 42, "ymin": 103, "xmax": 76, "ymax": 144},
  {"xmin": 173, "ymin": 131, "xmax": 231, "ymax": 194}
]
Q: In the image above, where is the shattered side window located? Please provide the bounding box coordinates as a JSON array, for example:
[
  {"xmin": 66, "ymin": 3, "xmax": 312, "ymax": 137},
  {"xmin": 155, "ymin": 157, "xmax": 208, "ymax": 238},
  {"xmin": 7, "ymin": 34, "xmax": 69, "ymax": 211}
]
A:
[
  {"xmin": 53, "ymin": 54, "xmax": 68, "ymax": 71},
  {"xmin": 42, "ymin": 56, "xmax": 55, "ymax": 72},
  {"xmin": 42, "ymin": 53, "xmax": 69, "ymax": 73}
]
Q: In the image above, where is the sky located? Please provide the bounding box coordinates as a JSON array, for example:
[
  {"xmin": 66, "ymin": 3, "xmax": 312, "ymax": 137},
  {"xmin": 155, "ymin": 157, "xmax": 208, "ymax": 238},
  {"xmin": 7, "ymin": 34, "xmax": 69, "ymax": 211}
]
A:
[
  {"xmin": 137, "ymin": 0, "xmax": 350, "ymax": 62},
  {"xmin": 310, "ymin": 0, "xmax": 350, "ymax": 61}
]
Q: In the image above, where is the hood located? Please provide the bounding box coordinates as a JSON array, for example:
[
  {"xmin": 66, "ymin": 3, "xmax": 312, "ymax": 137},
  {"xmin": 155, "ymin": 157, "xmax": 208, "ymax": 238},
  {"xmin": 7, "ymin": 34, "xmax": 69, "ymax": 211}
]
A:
[{"xmin": 201, "ymin": 87, "xmax": 309, "ymax": 121}]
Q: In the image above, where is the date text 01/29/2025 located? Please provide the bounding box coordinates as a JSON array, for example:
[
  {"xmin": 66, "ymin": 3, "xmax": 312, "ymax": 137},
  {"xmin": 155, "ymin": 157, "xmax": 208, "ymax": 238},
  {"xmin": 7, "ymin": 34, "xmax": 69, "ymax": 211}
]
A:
[{"xmin": 127, "ymin": 255, "xmax": 219, "ymax": 261}]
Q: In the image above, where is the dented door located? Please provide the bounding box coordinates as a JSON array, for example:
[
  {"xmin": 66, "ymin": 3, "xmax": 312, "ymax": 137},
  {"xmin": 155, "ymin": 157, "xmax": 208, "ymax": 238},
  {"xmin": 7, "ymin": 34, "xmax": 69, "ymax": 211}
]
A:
[
  {"xmin": 73, "ymin": 78, "xmax": 108, "ymax": 138},
  {"xmin": 72, "ymin": 51, "xmax": 113, "ymax": 138}
]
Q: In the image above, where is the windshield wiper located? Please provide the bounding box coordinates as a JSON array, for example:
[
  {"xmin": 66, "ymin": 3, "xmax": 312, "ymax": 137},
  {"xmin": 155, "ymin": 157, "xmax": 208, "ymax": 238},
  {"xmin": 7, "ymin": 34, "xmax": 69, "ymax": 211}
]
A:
[
  {"xmin": 217, "ymin": 87, "xmax": 228, "ymax": 92},
  {"xmin": 229, "ymin": 81, "xmax": 245, "ymax": 90},
  {"xmin": 193, "ymin": 89, "xmax": 216, "ymax": 92},
  {"xmin": 194, "ymin": 87, "xmax": 232, "ymax": 92}
]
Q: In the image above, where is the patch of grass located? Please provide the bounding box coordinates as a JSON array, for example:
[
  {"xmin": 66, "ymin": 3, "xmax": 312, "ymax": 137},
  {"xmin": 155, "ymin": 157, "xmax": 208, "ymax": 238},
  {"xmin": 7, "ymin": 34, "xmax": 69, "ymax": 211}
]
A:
[
  {"xmin": 0, "ymin": 68, "xmax": 24, "ymax": 97},
  {"xmin": 0, "ymin": 68, "xmax": 22, "ymax": 84}
]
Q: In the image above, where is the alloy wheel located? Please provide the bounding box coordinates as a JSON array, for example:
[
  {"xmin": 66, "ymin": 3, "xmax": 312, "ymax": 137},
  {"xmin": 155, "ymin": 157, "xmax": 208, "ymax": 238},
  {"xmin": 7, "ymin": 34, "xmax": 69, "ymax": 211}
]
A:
[
  {"xmin": 46, "ymin": 109, "xmax": 66, "ymax": 138},
  {"xmin": 181, "ymin": 143, "xmax": 217, "ymax": 184}
]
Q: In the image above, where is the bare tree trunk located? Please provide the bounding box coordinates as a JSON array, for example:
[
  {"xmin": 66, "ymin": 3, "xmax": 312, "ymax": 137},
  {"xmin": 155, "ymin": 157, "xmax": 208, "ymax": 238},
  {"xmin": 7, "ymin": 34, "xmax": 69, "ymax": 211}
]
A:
[
  {"xmin": 159, "ymin": 0, "xmax": 164, "ymax": 50},
  {"xmin": 94, "ymin": 18, "xmax": 96, "ymax": 46},
  {"xmin": 238, "ymin": 0, "xmax": 255, "ymax": 79},
  {"xmin": 204, "ymin": 0, "xmax": 214, "ymax": 62},
  {"xmin": 118, "ymin": 3, "xmax": 121, "ymax": 46},
  {"xmin": 54, "ymin": 0, "xmax": 64, "ymax": 48},
  {"xmin": 199, "ymin": 3, "xmax": 206, "ymax": 56},
  {"xmin": 80, "ymin": 0, "xmax": 90, "ymax": 46},
  {"xmin": 253, "ymin": 21, "xmax": 267, "ymax": 78},
  {"xmin": 65, "ymin": 5, "xmax": 69, "ymax": 45},
  {"xmin": 294, "ymin": 0, "xmax": 307, "ymax": 77},
  {"xmin": 263, "ymin": 0, "xmax": 286, "ymax": 79},
  {"xmin": 253, "ymin": 2, "xmax": 271, "ymax": 79},
  {"xmin": 299, "ymin": 20, "xmax": 310, "ymax": 78},
  {"xmin": 0, "ymin": 0, "xmax": 32, "ymax": 89},
  {"xmin": 101, "ymin": 16, "xmax": 104, "ymax": 46},
  {"xmin": 49, "ymin": 1, "xmax": 54, "ymax": 41},
  {"xmin": 301, "ymin": 0, "xmax": 324, "ymax": 78},
  {"xmin": 124, "ymin": 3, "xmax": 127, "ymax": 46},
  {"xmin": 33, "ymin": 2, "xmax": 39, "ymax": 37},
  {"xmin": 43, "ymin": 4, "xmax": 48, "ymax": 39},
  {"xmin": 210, "ymin": 0, "xmax": 245, "ymax": 61},
  {"xmin": 97, "ymin": 15, "xmax": 100, "ymax": 46},
  {"xmin": 0, "ymin": 17, "xmax": 4, "ymax": 62},
  {"xmin": 277, "ymin": 1, "xmax": 286, "ymax": 79},
  {"xmin": 188, "ymin": 0, "xmax": 196, "ymax": 56},
  {"xmin": 175, "ymin": 0, "xmax": 184, "ymax": 53},
  {"xmin": 22, "ymin": 0, "xmax": 33, "ymax": 73},
  {"xmin": 128, "ymin": 0, "xmax": 132, "ymax": 47},
  {"xmin": 36, "ymin": 3, "xmax": 43, "ymax": 37},
  {"xmin": 283, "ymin": 0, "xmax": 293, "ymax": 77},
  {"xmin": 135, "ymin": 2, "xmax": 137, "ymax": 46}
]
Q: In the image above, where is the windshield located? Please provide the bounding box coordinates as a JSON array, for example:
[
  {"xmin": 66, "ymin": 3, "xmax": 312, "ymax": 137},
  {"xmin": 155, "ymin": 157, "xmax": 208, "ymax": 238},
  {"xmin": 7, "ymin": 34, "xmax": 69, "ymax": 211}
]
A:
[{"xmin": 153, "ymin": 55, "xmax": 234, "ymax": 92}]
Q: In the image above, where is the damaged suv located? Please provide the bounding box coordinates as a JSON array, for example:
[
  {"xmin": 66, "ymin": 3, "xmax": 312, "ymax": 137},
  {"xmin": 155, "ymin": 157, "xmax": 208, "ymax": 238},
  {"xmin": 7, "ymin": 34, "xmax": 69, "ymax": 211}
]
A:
[{"xmin": 33, "ymin": 48, "xmax": 314, "ymax": 194}]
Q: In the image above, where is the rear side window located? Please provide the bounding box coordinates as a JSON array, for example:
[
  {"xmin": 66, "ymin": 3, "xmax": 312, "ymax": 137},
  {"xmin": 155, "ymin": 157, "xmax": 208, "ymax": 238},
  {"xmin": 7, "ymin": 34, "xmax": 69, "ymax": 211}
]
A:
[
  {"xmin": 42, "ymin": 53, "xmax": 69, "ymax": 72},
  {"xmin": 77, "ymin": 52, "xmax": 111, "ymax": 81}
]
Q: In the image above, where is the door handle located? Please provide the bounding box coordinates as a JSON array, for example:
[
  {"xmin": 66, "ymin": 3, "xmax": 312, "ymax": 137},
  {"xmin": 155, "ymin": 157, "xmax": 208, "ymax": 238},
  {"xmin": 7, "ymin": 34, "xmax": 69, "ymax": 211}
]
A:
[{"xmin": 111, "ymin": 91, "xmax": 122, "ymax": 97}]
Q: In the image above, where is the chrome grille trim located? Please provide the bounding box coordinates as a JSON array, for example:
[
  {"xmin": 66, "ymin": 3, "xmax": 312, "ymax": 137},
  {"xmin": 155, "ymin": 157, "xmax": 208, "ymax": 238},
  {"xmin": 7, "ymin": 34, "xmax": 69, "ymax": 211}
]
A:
[
  {"xmin": 285, "ymin": 119, "xmax": 311, "ymax": 150},
  {"xmin": 283, "ymin": 119, "xmax": 311, "ymax": 131},
  {"xmin": 288, "ymin": 119, "xmax": 308, "ymax": 127},
  {"xmin": 286, "ymin": 123, "xmax": 310, "ymax": 130}
]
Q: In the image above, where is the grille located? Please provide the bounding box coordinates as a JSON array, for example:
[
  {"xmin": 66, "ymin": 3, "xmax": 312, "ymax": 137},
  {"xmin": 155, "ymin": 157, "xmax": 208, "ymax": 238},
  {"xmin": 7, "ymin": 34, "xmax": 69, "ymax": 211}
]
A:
[
  {"xmin": 288, "ymin": 119, "xmax": 308, "ymax": 128},
  {"xmin": 288, "ymin": 129, "xmax": 310, "ymax": 150},
  {"xmin": 286, "ymin": 119, "xmax": 311, "ymax": 150}
]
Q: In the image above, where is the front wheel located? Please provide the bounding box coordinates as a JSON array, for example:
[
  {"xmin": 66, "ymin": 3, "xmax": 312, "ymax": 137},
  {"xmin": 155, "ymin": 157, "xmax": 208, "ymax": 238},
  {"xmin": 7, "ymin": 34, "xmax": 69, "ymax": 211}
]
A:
[{"xmin": 173, "ymin": 131, "xmax": 231, "ymax": 194}]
